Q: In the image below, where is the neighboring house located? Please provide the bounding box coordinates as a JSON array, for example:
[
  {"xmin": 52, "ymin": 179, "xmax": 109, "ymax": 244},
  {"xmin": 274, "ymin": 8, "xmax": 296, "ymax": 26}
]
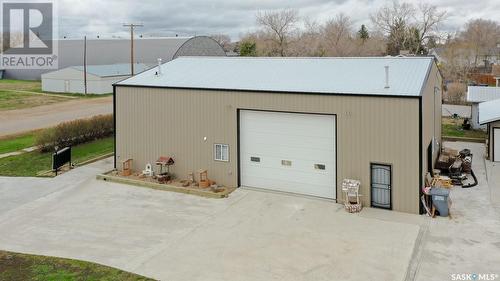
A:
[
  {"xmin": 479, "ymin": 98, "xmax": 500, "ymax": 162},
  {"xmin": 466, "ymin": 86, "xmax": 500, "ymax": 129},
  {"xmin": 42, "ymin": 63, "xmax": 149, "ymax": 94},
  {"xmin": 493, "ymin": 65, "xmax": 500, "ymax": 87},
  {"xmin": 114, "ymin": 57, "xmax": 442, "ymax": 214},
  {"xmin": 5, "ymin": 36, "xmax": 226, "ymax": 80}
]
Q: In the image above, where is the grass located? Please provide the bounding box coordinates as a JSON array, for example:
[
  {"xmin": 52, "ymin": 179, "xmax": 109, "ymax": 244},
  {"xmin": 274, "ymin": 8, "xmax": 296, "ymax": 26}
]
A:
[
  {"xmin": 0, "ymin": 132, "xmax": 37, "ymax": 154},
  {"xmin": 0, "ymin": 137, "xmax": 114, "ymax": 177},
  {"xmin": 0, "ymin": 250, "xmax": 154, "ymax": 281},
  {"xmin": 32, "ymin": 89, "xmax": 113, "ymax": 98},
  {"xmin": 0, "ymin": 79, "xmax": 41, "ymax": 91},
  {"xmin": 0, "ymin": 79, "xmax": 110, "ymax": 111},
  {"xmin": 0, "ymin": 89, "xmax": 69, "ymax": 111},
  {"xmin": 442, "ymin": 117, "xmax": 486, "ymax": 139}
]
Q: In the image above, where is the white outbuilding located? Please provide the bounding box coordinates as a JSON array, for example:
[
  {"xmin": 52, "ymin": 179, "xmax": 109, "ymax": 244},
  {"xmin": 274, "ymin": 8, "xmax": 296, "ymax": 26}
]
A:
[
  {"xmin": 479, "ymin": 98, "xmax": 500, "ymax": 162},
  {"xmin": 41, "ymin": 63, "xmax": 149, "ymax": 95},
  {"xmin": 466, "ymin": 86, "xmax": 500, "ymax": 130}
]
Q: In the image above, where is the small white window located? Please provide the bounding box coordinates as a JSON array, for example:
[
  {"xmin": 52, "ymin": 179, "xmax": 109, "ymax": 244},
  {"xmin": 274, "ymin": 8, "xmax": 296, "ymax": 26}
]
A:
[{"xmin": 214, "ymin": 144, "xmax": 229, "ymax": 162}]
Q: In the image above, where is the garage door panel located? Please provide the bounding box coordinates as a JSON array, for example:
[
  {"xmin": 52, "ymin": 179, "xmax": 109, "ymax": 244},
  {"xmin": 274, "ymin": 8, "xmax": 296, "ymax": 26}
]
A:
[
  {"xmin": 241, "ymin": 147, "xmax": 333, "ymax": 162},
  {"xmin": 240, "ymin": 110, "xmax": 336, "ymax": 199},
  {"xmin": 242, "ymin": 170, "xmax": 334, "ymax": 187},
  {"xmin": 243, "ymin": 126, "xmax": 334, "ymax": 139},
  {"xmin": 241, "ymin": 176, "xmax": 335, "ymax": 199},
  {"xmin": 242, "ymin": 131, "xmax": 334, "ymax": 151},
  {"xmin": 241, "ymin": 154, "xmax": 334, "ymax": 173},
  {"xmin": 243, "ymin": 113, "xmax": 334, "ymax": 138}
]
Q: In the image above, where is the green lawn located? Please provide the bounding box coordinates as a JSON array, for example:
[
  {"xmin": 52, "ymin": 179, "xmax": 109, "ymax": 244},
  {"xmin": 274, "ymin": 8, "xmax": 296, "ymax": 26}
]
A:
[
  {"xmin": 0, "ymin": 250, "xmax": 154, "ymax": 281},
  {"xmin": 0, "ymin": 79, "xmax": 110, "ymax": 111},
  {"xmin": 442, "ymin": 117, "xmax": 486, "ymax": 139},
  {"xmin": 0, "ymin": 79, "xmax": 41, "ymax": 91},
  {"xmin": 0, "ymin": 137, "xmax": 114, "ymax": 177},
  {"xmin": 0, "ymin": 90, "xmax": 69, "ymax": 111},
  {"xmin": 0, "ymin": 132, "xmax": 37, "ymax": 154}
]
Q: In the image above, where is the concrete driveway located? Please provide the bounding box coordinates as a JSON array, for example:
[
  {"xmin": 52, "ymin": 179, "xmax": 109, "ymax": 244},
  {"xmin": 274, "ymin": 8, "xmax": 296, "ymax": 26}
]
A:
[
  {"xmin": 412, "ymin": 142, "xmax": 500, "ymax": 281},
  {"xmin": 0, "ymin": 158, "xmax": 422, "ymax": 281},
  {"xmin": 0, "ymin": 142, "xmax": 499, "ymax": 281}
]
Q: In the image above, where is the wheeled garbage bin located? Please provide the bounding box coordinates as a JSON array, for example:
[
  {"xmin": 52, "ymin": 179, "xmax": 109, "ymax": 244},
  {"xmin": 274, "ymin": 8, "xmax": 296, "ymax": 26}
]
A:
[{"xmin": 429, "ymin": 187, "xmax": 450, "ymax": 217}]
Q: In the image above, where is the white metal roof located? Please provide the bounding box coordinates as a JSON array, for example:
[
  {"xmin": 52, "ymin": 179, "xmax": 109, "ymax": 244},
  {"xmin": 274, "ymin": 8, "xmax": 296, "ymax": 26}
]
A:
[
  {"xmin": 466, "ymin": 86, "xmax": 500, "ymax": 103},
  {"xmin": 117, "ymin": 57, "xmax": 435, "ymax": 96},
  {"xmin": 479, "ymin": 98, "xmax": 500, "ymax": 124}
]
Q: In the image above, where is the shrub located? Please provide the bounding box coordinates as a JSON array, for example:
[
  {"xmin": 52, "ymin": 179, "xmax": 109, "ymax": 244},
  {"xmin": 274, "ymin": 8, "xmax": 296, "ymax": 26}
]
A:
[{"xmin": 36, "ymin": 114, "xmax": 113, "ymax": 152}]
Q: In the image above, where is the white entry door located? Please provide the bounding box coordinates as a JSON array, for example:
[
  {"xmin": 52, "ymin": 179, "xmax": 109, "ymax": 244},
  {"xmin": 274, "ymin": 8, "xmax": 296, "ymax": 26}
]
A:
[
  {"xmin": 240, "ymin": 110, "xmax": 336, "ymax": 199},
  {"xmin": 494, "ymin": 128, "xmax": 500, "ymax": 162}
]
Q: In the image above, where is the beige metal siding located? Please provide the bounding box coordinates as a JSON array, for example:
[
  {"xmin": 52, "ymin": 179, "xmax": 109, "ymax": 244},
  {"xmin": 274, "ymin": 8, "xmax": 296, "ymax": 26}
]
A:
[
  {"xmin": 422, "ymin": 62, "xmax": 443, "ymax": 178},
  {"xmin": 489, "ymin": 121, "xmax": 500, "ymax": 160},
  {"xmin": 116, "ymin": 87, "xmax": 421, "ymax": 213}
]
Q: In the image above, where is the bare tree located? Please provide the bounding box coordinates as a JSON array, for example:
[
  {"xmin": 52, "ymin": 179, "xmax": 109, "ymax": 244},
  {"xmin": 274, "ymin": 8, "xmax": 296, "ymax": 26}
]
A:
[
  {"xmin": 460, "ymin": 19, "xmax": 500, "ymax": 66},
  {"xmin": 440, "ymin": 39, "xmax": 476, "ymax": 81},
  {"xmin": 322, "ymin": 13, "xmax": 354, "ymax": 56},
  {"xmin": 411, "ymin": 3, "xmax": 447, "ymax": 53},
  {"xmin": 289, "ymin": 18, "xmax": 324, "ymax": 56},
  {"xmin": 210, "ymin": 34, "xmax": 232, "ymax": 52},
  {"xmin": 245, "ymin": 10, "xmax": 386, "ymax": 57},
  {"xmin": 371, "ymin": 0, "xmax": 446, "ymax": 54},
  {"xmin": 256, "ymin": 9, "xmax": 299, "ymax": 56},
  {"xmin": 371, "ymin": 1, "xmax": 414, "ymax": 37},
  {"xmin": 0, "ymin": 32, "xmax": 24, "ymax": 52}
]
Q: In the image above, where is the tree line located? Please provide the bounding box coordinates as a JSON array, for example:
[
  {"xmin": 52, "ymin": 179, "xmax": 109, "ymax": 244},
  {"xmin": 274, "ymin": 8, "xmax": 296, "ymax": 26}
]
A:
[
  {"xmin": 210, "ymin": 0, "xmax": 500, "ymax": 103},
  {"xmin": 212, "ymin": 1, "xmax": 447, "ymax": 58}
]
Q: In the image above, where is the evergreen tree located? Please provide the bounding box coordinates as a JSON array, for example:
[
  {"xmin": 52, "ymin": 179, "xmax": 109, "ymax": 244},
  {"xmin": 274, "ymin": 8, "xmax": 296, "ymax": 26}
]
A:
[
  {"xmin": 239, "ymin": 41, "xmax": 257, "ymax": 57},
  {"xmin": 357, "ymin": 24, "xmax": 369, "ymax": 42}
]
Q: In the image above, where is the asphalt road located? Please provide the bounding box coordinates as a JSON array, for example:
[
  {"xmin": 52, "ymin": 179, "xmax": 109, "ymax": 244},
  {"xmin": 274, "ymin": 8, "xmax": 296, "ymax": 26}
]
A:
[
  {"xmin": 0, "ymin": 97, "xmax": 112, "ymax": 137},
  {"xmin": 442, "ymin": 104, "xmax": 471, "ymax": 118}
]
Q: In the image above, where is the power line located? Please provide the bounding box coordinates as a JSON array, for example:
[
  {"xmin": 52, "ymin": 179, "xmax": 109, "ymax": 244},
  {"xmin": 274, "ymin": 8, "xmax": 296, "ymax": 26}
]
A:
[{"xmin": 123, "ymin": 23, "xmax": 143, "ymax": 76}]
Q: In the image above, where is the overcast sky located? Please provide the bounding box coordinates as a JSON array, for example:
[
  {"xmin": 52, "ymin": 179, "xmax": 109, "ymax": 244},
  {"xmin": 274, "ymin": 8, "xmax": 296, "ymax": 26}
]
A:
[{"xmin": 58, "ymin": 0, "xmax": 500, "ymax": 40}]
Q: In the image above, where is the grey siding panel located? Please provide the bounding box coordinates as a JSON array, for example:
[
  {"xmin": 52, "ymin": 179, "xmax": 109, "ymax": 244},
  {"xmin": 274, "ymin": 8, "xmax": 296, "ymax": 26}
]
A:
[{"xmin": 116, "ymin": 87, "xmax": 421, "ymax": 213}]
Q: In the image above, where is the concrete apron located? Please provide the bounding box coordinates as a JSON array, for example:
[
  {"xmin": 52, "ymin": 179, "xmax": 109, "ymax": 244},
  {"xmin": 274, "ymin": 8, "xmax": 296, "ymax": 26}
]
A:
[
  {"xmin": 3, "ymin": 143, "xmax": 498, "ymax": 281},
  {"xmin": 412, "ymin": 142, "xmax": 500, "ymax": 281},
  {"xmin": 0, "ymin": 158, "xmax": 424, "ymax": 281}
]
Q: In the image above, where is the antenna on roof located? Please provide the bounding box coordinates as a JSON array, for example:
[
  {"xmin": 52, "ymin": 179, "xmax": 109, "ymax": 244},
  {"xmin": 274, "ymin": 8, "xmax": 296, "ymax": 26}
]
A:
[{"xmin": 384, "ymin": 66, "xmax": 390, "ymax": 89}]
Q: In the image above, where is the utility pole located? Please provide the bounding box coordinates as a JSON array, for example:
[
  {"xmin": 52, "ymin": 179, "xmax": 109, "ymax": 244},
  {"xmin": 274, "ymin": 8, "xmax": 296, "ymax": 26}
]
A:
[
  {"xmin": 83, "ymin": 36, "xmax": 87, "ymax": 95},
  {"xmin": 123, "ymin": 23, "xmax": 143, "ymax": 76}
]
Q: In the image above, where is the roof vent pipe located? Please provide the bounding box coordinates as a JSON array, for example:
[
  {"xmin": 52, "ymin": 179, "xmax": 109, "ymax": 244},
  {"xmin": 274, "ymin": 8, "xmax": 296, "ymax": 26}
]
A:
[
  {"xmin": 156, "ymin": 58, "xmax": 162, "ymax": 76},
  {"xmin": 384, "ymin": 65, "xmax": 390, "ymax": 89}
]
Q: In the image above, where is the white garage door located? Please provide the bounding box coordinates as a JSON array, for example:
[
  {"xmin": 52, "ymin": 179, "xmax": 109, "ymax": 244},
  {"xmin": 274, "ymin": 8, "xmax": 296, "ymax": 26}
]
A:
[
  {"xmin": 494, "ymin": 128, "xmax": 500, "ymax": 162},
  {"xmin": 240, "ymin": 110, "xmax": 336, "ymax": 199}
]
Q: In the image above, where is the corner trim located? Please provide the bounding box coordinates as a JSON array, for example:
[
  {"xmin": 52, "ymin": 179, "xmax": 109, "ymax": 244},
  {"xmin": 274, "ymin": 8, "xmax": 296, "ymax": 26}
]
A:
[
  {"xmin": 419, "ymin": 97, "xmax": 424, "ymax": 214},
  {"xmin": 113, "ymin": 84, "xmax": 117, "ymax": 169}
]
